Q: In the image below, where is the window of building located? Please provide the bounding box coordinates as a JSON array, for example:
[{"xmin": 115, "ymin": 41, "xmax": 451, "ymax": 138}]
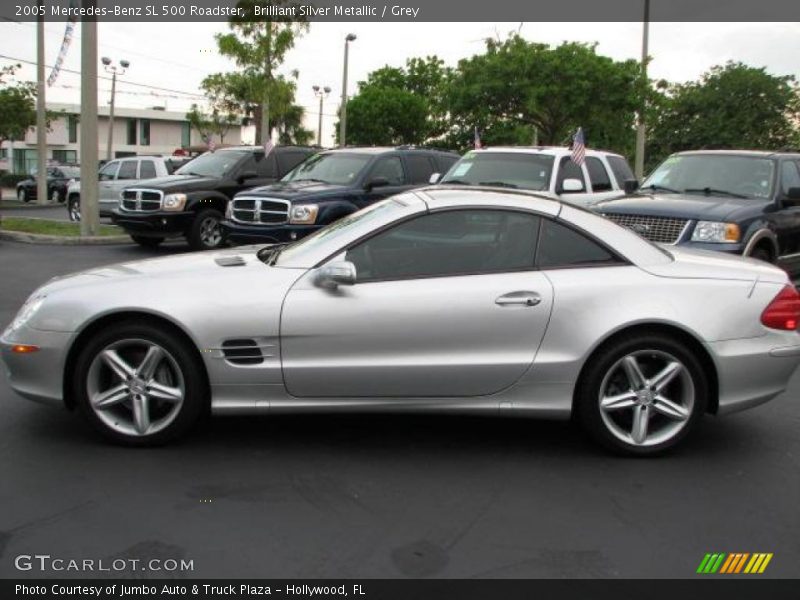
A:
[
  {"xmin": 13, "ymin": 149, "xmax": 38, "ymax": 175},
  {"xmin": 181, "ymin": 122, "xmax": 191, "ymax": 148},
  {"xmin": 67, "ymin": 115, "xmax": 78, "ymax": 144},
  {"xmin": 536, "ymin": 219, "xmax": 620, "ymax": 269},
  {"xmin": 126, "ymin": 119, "xmax": 137, "ymax": 145},
  {"xmin": 52, "ymin": 150, "xmax": 77, "ymax": 164},
  {"xmin": 345, "ymin": 209, "xmax": 540, "ymax": 281},
  {"xmin": 139, "ymin": 119, "xmax": 151, "ymax": 146},
  {"xmin": 0, "ymin": 148, "xmax": 7, "ymax": 159}
]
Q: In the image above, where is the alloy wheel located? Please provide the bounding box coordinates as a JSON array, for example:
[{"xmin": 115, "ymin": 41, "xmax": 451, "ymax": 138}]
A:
[
  {"xmin": 199, "ymin": 216, "xmax": 222, "ymax": 247},
  {"xmin": 69, "ymin": 200, "xmax": 81, "ymax": 222},
  {"xmin": 597, "ymin": 349, "xmax": 694, "ymax": 447},
  {"xmin": 86, "ymin": 339, "xmax": 185, "ymax": 437}
]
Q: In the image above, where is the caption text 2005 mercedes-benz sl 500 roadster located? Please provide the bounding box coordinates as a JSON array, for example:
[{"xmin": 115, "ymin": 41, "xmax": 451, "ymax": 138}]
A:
[{"xmin": 3, "ymin": 187, "xmax": 800, "ymax": 454}]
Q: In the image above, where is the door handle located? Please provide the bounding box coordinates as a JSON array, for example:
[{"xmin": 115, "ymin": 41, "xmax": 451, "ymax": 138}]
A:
[{"xmin": 495, "ymin": 291, "xmax": 542, "ymax": 307}]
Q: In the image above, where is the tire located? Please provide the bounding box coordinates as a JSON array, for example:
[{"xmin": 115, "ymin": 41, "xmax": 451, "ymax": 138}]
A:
[
  {"xmin": 131, "ymin": 235, "xmax": 165, "ymax": 248},
  {"xmin": 67, "ymin": 196, "xmax": 81, "ymax": 222},
  {"xmin": 17, "ymin": 188, "xmax": 28, "ymax": 202},
  {"xmin": 73, "ymin": 321, "xmax": 206, "ymax": 446},
  {"xmin": 188, "ymin": 208, "xmax": 224, "ymax": 250},
  {"xmin": 749, "ymin": 246, "xmax": 772, "ymax": 263},
  {"xmin": 575, "ymin": 332, "xmax": 708, "ymax": 456},
  {"xmin": 52, "ymin": 189, "xmax": 64, "ymax": 203}
]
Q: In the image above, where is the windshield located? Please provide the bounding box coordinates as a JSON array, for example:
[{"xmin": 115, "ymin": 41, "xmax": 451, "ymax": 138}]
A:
[
  {"xmin": 642, "ymin": 154, "xmax": 775, "ymax": 199},
  {"xmin": 60, "ymin": 166, "xmax": 81, "ymax": 178},
  {"xmin": 281, "ymin": 152, "xmax": 372, "ymax": 185},
  {"xmin": 440, "ymin": 152, "xmax": 555, "ymax": 191},
  {"xmin": 175, "ymin": 150, "xmax": 247, "ymax": 177},
  {"xmin": 273, "ymin": 197, "xmax": 411, "ymax": 265}
]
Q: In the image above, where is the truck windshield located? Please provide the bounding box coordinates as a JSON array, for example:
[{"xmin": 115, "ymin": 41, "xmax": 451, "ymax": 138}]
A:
[
  {"xmin": 175, "ymin": 151, "xmax": 248, "ymax": 178},
  {"xmin": 440, "ymin": 152, "xmax": 555, "ymax": 191},
  {"xmin": 281, "ymin": 152, "xmax": 372, "ymax": 185},
  {"xmin": 642, "ymin": 154, "xmax": 775, "ymax": 199}
]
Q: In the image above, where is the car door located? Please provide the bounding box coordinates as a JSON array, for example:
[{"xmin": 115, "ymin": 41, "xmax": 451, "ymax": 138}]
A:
[
  {"xmin": 280, "ymin": 208, "xmax": 554, "ymax": 398},
  {"xmin": 97, "ymin": 160, "xmax": 120, "ymax": 202},
  {"xmin": 360, "ymin": 155, "xmax": 413, "ymax": 208},
  {"xmin": 103, "ymin": 159, "xmax": 138, "ymax": 209},
  {"xmin": 773, "ymin": 160, "xmax": 800, "ymax": 264}
]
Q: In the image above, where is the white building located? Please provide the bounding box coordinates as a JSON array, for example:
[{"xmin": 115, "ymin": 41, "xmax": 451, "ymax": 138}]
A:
[{"xmin": 0, "ymin": 102, "xmax": 243, "ymax": 174}]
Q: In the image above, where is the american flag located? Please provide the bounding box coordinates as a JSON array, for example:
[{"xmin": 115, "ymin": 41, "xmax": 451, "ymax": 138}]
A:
[
  {"xmin": 571, "ymin": 127, "xmax": 586, "ymax": 166},
  {"xmin": 263, "ymin": 137, "xmax": 275, "ymax": 156},
  {"xmin": 474, "ymin": 127, "xmax": 482, "ymax": 150}
]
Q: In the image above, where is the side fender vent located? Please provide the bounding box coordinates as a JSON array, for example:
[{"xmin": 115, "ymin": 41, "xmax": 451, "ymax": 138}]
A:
[
  {"xmin": 221, "ymin": 339, "xmax": 263, "ymax": 365},
  {"xmin": 215, "ymin": 256, "xmax": 246, "ymax": 267}
]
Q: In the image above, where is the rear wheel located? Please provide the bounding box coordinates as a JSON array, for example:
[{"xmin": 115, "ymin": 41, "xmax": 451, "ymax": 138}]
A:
[
  {"xmin": 67, "ymin": 196, "xmax": 81, "ymax": 222},
  {"xmin": 188, "ymin": 208, "xmax": 224, "ymax": 250},
  {"xmin": 576, "ymin": 332, "xmax": 708, "ymax": 455},
  {"xmin": 131, "ymin": 235, "xmax": 164, "ymax": 248},
  {"xmin": 73, "ymin": 322, "xmax": 206, "ymax": 446}
]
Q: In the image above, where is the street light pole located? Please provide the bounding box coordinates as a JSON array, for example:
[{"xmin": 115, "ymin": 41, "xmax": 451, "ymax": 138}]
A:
[
  {"xmin": 313, "ymin": 85, "xmax": 331, "ymax": 147},
  {"xmin": 80, "ymin": 15, "xmax": 100, "ymax": 237},
  {"xmin": 634, "ymin": 0, "xmax": 650, "ymax": 181},
  {"xmin": 102, "ymin": 57, "xmax": 130, "ymax": 161},
  {"xmin": 36, "ymin": 16, "xmax": 47, "ymax": 205},
  {"xmin": 339, "ymin": 33, "xmax": 356, "ymax": 147}
]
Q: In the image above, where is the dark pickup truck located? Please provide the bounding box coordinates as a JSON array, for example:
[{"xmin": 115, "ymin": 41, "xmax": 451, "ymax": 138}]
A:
[
  {"xmin": 596, "ymin": 150, "xmax": 800, "ymax": 272},
  {"xmin": 111, "ymin": 145, "xmax": 315, "ymax": 250},
  {"xmin": 221, "ymin": 146, "xmax": 459, "ymax": 245}
]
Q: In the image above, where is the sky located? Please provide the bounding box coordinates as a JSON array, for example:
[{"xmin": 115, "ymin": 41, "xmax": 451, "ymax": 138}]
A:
[{"xmin": 1, "ymin": 21, "xmax": 799, "ymax": 146}]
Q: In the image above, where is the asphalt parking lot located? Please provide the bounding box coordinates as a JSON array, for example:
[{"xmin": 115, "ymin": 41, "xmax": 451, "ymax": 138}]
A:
[{"xmin": 0, "ymin": 239, "xmax": 798, "ymax": 579}]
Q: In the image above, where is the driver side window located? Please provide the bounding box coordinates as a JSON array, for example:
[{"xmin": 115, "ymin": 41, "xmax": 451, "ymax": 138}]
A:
[
  {"xmin": 98, "ymin": 161, "xmax": 119, "ymax": 181},
  {"xmin": 345, "ymin": 209, "xmax": 540, "ymax": 281}
]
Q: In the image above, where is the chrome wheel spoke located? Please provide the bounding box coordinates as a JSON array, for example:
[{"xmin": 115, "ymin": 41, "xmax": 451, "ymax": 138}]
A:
[
  {"xmin": 631, "ymin": 405, "xmax": 650, "ymax": 445},
  {"xmin": 600, "ymin": 391, "xmax": 638, "ymax": 412},
  {"xmin": 652, "ymin": 361, "xmax": 682, "ymax": 392},
  {"xmin": 92, "ymin": 384, "xmax": 129, "ymax": 409},
  {"xmin": 136, "ymin": 345, "xmax": 164, "ymax": 380},
  {"xmin": 132, "ymin": 395, "xmax": 151, "ymax": 435},
  {"xmin": 622, "ymin": 355, "xmax": 646, "ymax": 389},
  {"xmin": 102, "ymin": 349, "xmax": 136, "ymax": 381},
  {"xmin": 147, "ymin": 380, "xmax": 183, "ymax": 403},
  {"xmin": 653, "ymin": 394, "xmax": 690, "ymax": 421}
]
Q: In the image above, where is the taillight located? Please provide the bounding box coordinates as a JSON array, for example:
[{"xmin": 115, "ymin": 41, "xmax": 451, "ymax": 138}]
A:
[{"xmin": 761, "ymin": 285, "xmax": 800, "ymax": 331}]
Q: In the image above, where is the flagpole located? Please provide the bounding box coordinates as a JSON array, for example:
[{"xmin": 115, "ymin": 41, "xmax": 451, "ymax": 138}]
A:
[{"xmin": 634, "ymin": 0, "xmax": 650, "ymax": 181}]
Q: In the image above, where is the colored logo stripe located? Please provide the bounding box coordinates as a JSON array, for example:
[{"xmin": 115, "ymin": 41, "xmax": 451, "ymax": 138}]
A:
[{"xmin": 697, "ymin": 553, "xmax": 773, "ymax": 574}]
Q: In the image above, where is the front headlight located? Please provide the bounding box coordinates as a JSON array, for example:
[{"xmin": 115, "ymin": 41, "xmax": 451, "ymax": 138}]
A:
[
  {"xmin": 289, "ymin": 204, "xmax": 319, "ymax": 225},
  {"xmin": 162, "ymin": 193, "xmax": 187, "ymax": 211},
  {"xmin": 691, "ymin": 221, "xmax": 740, "ymax": 243},
  {"xmin": 7, "ymin": 294, "xmax": 47, "ymax": 333}
]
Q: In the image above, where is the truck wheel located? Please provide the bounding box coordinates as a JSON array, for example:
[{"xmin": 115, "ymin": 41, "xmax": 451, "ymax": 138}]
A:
[
  {"xmin": 131, "ymin": 235, "xmax": 164, "ymax": 248},
  {"xmin": 18, "ymin": 188, "xmax": 29, "ymax": 202},
  {"xmin": 67, "ymin": 196, "xmax": 81, "ymax": 222},
  {"xmin": 188, "ymin": 208, "xmax": 224, "ymax": 250},
  {"xmin": 749, "ymin": 247, "xmax": 772, "ymax": 263}
]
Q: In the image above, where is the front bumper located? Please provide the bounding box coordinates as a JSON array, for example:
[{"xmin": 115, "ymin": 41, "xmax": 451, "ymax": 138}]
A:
[
  {"xmin": 221, "ymin": 220, "xmax": 323, "ymax": 245},
  {"xmin": 111, "ymin": 209, "xmax": 194, "ymax": 238},
  {"xmin": 1, "ymin": 324, "xmax": 74, "ymax": 408},
  {"xmin": 709, "ymin": 330, "xmax": 800, "ymax": 415}
]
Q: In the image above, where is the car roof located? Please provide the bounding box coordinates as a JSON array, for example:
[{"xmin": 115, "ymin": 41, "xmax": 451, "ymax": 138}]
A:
[
  {"xmin": 469, "ymin": 146, "xmax": 623, "ymax": 158},
  {"xmin": 674, "ymin": 149, "xmax": 800, "ymax": 159}
]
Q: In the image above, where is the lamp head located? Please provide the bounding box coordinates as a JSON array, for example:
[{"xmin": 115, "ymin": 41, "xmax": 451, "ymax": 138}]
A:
[
  {"xmin": 345, "ymin": 33, "xmax": 357, "ymax": 42},
  {"xmin": 101, "ymin": 57, "xmax": 112, "ymax": 66},
  {"xmin": 120, "ymin": 60, "xmax": 130, "ymax": 69}
]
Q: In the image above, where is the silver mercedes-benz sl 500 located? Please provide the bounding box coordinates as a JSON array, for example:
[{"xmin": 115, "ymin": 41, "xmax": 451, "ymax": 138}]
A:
[{"xmin": 3, "ymin": 187, "xmax": 800, "ymax": 454}]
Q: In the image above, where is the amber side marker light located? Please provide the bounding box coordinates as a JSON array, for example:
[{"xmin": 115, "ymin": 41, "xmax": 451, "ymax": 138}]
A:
[{"xmin": 11, "ymin": 344, "xmax": 39, "ymax": 354}]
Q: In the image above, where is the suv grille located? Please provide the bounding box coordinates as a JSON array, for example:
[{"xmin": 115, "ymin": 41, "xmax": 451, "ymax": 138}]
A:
[
  {"xmin": 121, "ymin": 189, "xmax": 163, "ymax": 211},
  {"xmin": 603, "ymin": 213, "xmax": 689, "ymax": 244},
  {"xmin": 230, "ymin": 197, "xmax": 289, "ymax": 225}
]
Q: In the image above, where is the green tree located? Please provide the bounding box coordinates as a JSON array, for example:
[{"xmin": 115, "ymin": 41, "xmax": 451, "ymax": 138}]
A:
[
  {"xmin": 215, "ymin": 0, "xmax": 309, "ymax": 145},
  {"xmin": 647, "ymin": 62, "xmax": 800, "ymax": 168},
  {"xmin": 446, "ymin": 36, "xmax": 644, "ymax": 153},
  {"xmin": 0, "ymin": 65, "xmax": 36, "ymax": 148},
  {"xmin": 185, "ymin": 104, "xmax": 239, "ymax": 146}
]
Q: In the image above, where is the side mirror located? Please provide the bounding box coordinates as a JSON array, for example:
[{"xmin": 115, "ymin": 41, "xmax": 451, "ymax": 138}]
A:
[
  {"xmin": 429, "ymin": 172, "xmax": 441, "ymax": 184},
  {"xmin": 238, "ymin": 171, "xmax": 258, "ymax": 184},
  {"xmin": 315, "ymin": 261, "xmax": 357, "ymax": 289},
  {"xmin": 561, "ymin": 178, "xmax": 585, "ymax": 193},
  {"xmin": 365, "ymin": 176, "xmax": 389, "ymax": 191},
  {"xmin": 623, "ymin": 178, "xmax": 639, "ymax": 195}
]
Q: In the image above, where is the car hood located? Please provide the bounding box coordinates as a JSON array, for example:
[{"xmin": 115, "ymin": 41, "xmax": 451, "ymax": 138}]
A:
[
  {"xmin": 595, "ymin": 192, "xmax": 768, "ymax": 221},
  {"xmin": 124, "ymin": 174, "xmax": 221, "ymax": 193},
  {"xmin": 241, "ymin": 180, "xmax": 349, "ymax": 201}
]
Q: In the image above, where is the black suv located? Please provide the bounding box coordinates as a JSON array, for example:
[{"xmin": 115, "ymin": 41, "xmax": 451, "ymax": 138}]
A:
[
  {"xmin": 111, "ymin": 145, "xmax": 315, "ymax": 250},
  {"xmin": 222, "ymin": 147, "xmax": 459, "ymax": 245},
  {"xmin": 596, "ymin": 150, "xmax": 800, "ymax": 271}
]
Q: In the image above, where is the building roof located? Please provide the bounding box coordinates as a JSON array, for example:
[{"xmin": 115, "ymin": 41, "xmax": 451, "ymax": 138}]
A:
[{"xmin": 46, "ymin": 102, "xmax": 191, "ymax": 122}]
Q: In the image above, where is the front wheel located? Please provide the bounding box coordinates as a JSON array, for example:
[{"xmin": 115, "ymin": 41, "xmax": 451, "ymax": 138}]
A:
[
  {"xmin": 52, "ymin": 188, "xmax": 64, "ymax": 203},
  {"xmin": 575, "ymin": 332, "xmax": 708, "ymax": 455},
  {"xmin": 131, "ymin": 235, "xmax": 164, "ymax": 248},
  {"xmin": 67, "ymin": 196, "xmax": 81, "ymax": 221},
  {"xmin": 188, "ymin": 208, "xmax": 224, "ymax": 250},
  {"xmin": 73, "ymin": 321, "xmax": 206, "ymax": 446},
  {"xmin": 17, "ymin": 188, "xmax": 28, "ymax": 202}
]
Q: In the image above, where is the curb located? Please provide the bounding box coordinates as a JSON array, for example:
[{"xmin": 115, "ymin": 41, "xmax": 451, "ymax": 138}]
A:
[
  {"xmin": 0, "ymin": 230, "xmax": 131, "ymax": 245},
  {"xmin": 0, "ymin": 202, "xmax": 65, "ymax": 210}
]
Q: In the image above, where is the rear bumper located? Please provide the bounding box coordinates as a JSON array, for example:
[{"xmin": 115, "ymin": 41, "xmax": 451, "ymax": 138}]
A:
[
  {"xmin": 221, "ymin": 220, "xmax": 322, "ymax": 245},
  {"xmin": 709, "ymin": 331, "xmax": 800, "ymax": 415},
  {"xmin": 111, "ymin": 209, "xmax": 193, "ymax": 238}
]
